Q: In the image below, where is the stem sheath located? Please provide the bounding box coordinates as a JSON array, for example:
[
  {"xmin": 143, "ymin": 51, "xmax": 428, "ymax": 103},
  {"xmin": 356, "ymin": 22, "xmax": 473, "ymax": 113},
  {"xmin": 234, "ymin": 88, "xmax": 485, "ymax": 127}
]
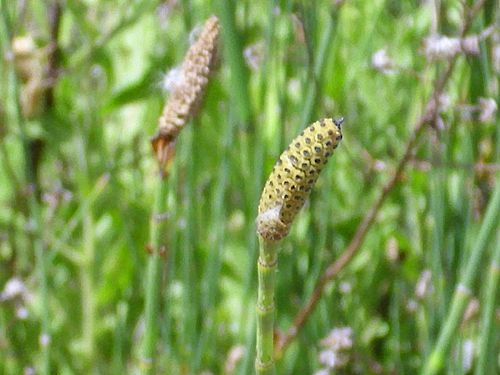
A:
[
  {"xmin": 140, "ymin": 175, "xmax": 168, "ymax": 373},
  {"xmin": 256, "ymin": 236, "xmax": 279, "ymax": 375}
]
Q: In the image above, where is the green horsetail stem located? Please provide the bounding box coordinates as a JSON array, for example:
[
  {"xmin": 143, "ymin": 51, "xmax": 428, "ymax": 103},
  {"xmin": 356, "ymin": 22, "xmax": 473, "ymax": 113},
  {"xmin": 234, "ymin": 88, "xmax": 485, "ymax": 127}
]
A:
[
  {"xmin": 255, "ymin": 237, "xmax": 279, "ymax": 375},
  {"xmin": 255, "ymin": 118, "xmax": 343, "ymax": 374}
]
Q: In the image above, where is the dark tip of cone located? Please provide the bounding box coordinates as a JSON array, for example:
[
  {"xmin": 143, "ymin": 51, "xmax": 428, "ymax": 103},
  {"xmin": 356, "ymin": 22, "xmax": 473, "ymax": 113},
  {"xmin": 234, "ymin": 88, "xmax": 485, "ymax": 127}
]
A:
[{"xmin": 334, "ymin": 117, "xmax": 344, "ymax": 128}]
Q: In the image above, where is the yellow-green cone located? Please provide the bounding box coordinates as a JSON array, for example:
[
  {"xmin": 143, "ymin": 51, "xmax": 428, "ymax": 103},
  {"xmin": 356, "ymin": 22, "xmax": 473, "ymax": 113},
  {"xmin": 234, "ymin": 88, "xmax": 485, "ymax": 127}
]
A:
[{"xmin": 257, "ymin": 118, "xmax": 343, "ymax": 241}]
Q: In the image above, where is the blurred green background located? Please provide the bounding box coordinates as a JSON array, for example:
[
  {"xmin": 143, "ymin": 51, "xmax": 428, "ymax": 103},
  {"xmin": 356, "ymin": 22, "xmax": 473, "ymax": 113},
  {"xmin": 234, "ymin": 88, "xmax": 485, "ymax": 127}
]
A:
[{"xmin": 0, "ymin": 0, "xmax": 498, "ymax": 374}]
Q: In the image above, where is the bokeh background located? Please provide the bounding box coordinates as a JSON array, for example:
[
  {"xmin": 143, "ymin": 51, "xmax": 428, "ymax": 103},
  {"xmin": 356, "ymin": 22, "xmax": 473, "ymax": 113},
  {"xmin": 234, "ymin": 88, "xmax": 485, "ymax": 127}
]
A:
[{"xmin": 0, "ymin": 0, "xmax": 498, "ymax": 374}]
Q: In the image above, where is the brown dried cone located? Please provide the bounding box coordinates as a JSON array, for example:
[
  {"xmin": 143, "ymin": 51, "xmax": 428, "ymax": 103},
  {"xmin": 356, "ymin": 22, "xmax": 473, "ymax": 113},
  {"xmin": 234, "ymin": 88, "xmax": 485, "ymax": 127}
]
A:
[
  {"xmin": 257, "ymin": 118, "xmax": 344, "ymax": 241},
  {"xmin": 151, "ymin": 15, "xmax": 220, "ymax": 172},
  {"xmin": 12, "ymin": 36, "xmax": 46, "ymax": 118}
]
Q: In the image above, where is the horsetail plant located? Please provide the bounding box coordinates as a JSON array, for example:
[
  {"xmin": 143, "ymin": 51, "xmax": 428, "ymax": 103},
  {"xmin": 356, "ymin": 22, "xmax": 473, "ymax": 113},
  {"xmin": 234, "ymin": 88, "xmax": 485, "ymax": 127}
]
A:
[
  {"xmin": 255, "ymin": 118, "xmax": 343, "ymax": 374},
  {"xmin": 140, "ymin": 16, "xmax": 219, "ymax": 373}
]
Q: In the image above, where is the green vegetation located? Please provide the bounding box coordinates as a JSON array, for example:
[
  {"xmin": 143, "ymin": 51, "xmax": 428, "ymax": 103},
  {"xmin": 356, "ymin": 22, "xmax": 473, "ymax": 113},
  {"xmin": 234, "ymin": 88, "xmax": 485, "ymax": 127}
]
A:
[{"xmin": 0, "ymin": 1, "xmax": 498, "ymax": 374}]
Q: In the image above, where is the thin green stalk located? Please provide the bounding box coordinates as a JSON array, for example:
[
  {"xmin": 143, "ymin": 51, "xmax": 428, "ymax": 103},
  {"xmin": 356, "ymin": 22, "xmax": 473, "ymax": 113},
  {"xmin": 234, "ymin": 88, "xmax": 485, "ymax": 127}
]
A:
[
  {"xmin": 216, "ymin": 0, "xmax": 251, "ymax": 126},
  {"xmin": 475, "ymin": 230, "xmax": 500, "ymax": 375},
  {"xmin": 161, "ymin": 169, "xmax": 178, "ymax": 360},
  {"xmin": 75, "ymin": 91, "xmax": 100, "ymax": 373},
  {"xmin": 112, "ymin": 301, "xmax": 128, "ymax": 374},
  {"xmin": 181, "ymin": 125, "xmax": 197, "ymax": 360},
  {"xmin": 181, "ymin": 0, "xmax": 192, "ymax": 30},
  {"xmin": 0, "ymin": 310, "xmax": 7, "ymax": 372},
  {"xmin": 32, "ymin": 198, "xmax": 50, "ymax": 375},
  {"xmin": 241, "ymin": 90, "xmax": 271, "ymax": 373},
  {"xmin": 140, "ymin": 175, "xmax": 169, "ymax": 373},
  {"xmin": 194, "ymin": 111, "xmax": 234, "ymax": 370},
  {"xmin": 79, "ymin": 201, "xmax": 96, "ymax": 371},
  {"xmin": 240, "ymin": 142, "xmax": 264, "ymax": 374},
  {"xmin": 256, "ymin": 236, "xmax": 279, "ymax": 375},
  {"xmin": 0, "ymin": 2, "xmax": 50, "ymax": 373},
  {"xmin": 261, "ymin": 0, "xmax": 281, "ymax": 154},
  {"xmin": 299, "ymin": 8, "xmax": 337, "ymax": 128},
  {"xmin": 422, "ymin": 177, "xmax": 500, "ymax": 375},
  {"xmin": 428, "ymin": 142, "xmax": 446, "ymax": 337}
]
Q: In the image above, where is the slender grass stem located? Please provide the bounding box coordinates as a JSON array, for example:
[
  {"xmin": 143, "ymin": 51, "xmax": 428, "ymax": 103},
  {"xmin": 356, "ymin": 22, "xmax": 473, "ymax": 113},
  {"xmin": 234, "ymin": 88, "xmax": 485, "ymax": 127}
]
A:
[
  {"xmin": 112, "ymin": 301, "xmax": 127, "ymax": 374},
  {"xmin": 32, "ymin": 200, "xmax": 50, "ymax": 375},
  {"xmin": 182, "ymin": 126, "xmax": 197, "ymax": 360},
  {"xmin": 299, "ymin": 8, "xmax": 338, "ymax": 128},
  {"xmin": 140, "ymin": 175, "xmax": 169, "ymax": 373},
  {"xmin": 79, "ymin": 204, "xmax": 95, "ymax": 371},
  {"xmin": 429, "ymin": 143, "xmax": 446, "ymax": 331},
  {"xmin": 422, "ymin": 177, "xmax": 500, "ymax": 375},
  {"xmin": 75, "ymin": 78, "xmax": 102, "ymax": 372},
  {"xmin": 216, "ymin": 0, "xmax": 251, "ymax": 126},
  {"xmin": 475, "ymin": 230, "xmax": 500, "ymax": 375},
  {"xmin": 255, "ymin": 236, "xmax": 279, "ymax": 375},
  {"xmin": 194, "ymin": 111, "xmax": 233, "ymax": 369}
]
